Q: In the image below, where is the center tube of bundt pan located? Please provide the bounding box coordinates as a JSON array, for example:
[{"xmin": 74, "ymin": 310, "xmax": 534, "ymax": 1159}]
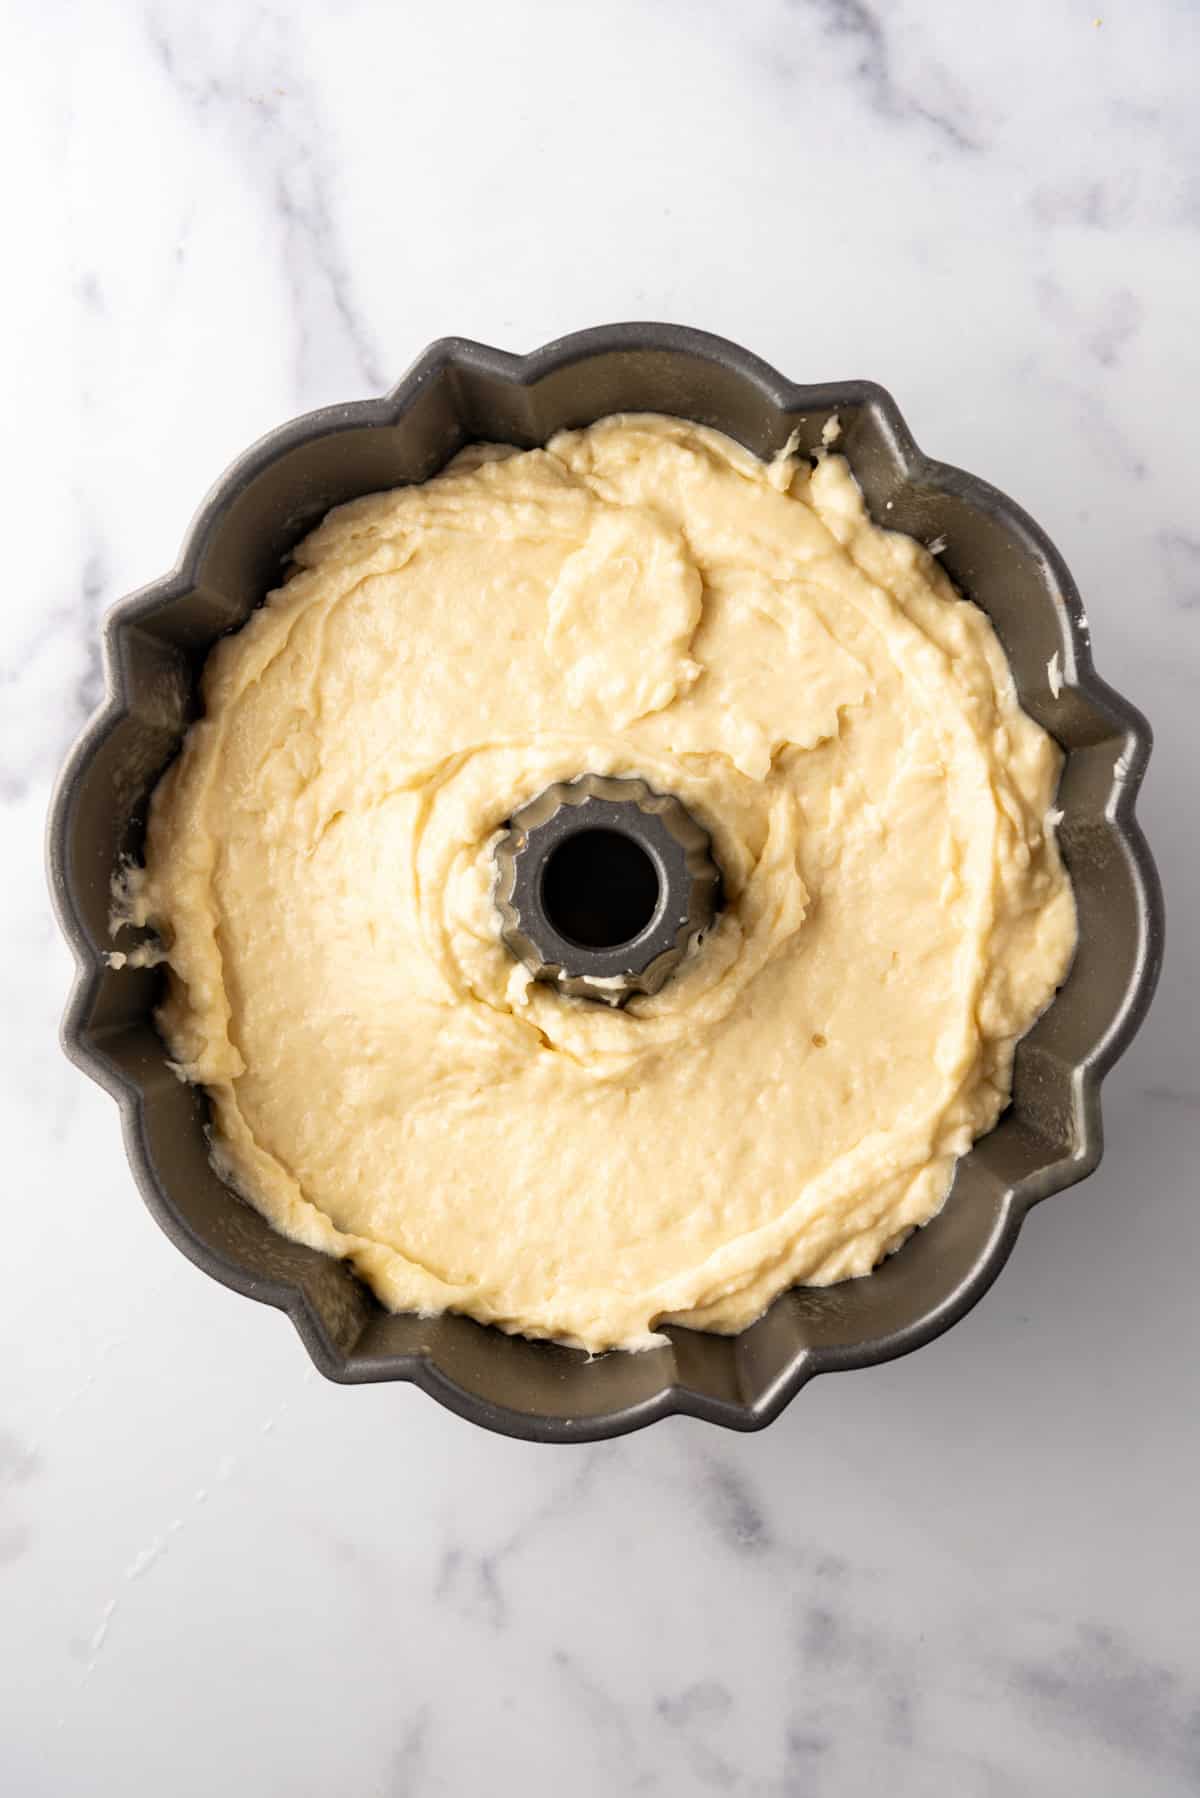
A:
[{"xmin": 492, "ymin": 774, "xmax": 721, "ymax": 1006}]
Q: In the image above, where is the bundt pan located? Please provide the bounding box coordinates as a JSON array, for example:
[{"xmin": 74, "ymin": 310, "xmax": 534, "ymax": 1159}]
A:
[{"xmin": 47, "ymin": 324, "xmax": 1163, "ymax": 1441}]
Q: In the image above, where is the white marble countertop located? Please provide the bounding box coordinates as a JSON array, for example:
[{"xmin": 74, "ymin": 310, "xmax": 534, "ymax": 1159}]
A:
[{"xmin": 4, "ymin": 2, "xmax": 1198, "ymax": 1792}]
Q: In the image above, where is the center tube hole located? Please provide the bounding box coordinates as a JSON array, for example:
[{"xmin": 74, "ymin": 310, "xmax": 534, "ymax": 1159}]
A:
[{"xmin": 541, "ymin": 828, "xmax": 662, "ymax": 950}]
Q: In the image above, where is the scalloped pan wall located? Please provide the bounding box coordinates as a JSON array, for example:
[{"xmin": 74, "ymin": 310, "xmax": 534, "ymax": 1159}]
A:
[{"xmin": 47, "ymin": 325, "xmax": 1163, "ymax": 1440}]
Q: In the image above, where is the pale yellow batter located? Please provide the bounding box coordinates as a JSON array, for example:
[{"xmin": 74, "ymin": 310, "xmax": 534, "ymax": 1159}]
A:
[{"xmin": 127, "ymin": 416, "xmax": 1076, "ymax": 1350}]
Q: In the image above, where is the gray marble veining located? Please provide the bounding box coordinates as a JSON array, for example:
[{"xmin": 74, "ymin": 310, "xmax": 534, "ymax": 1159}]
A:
[{"xmin": 3, "ymin": 1, "xmax": 1198, "ymax": 1793}]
